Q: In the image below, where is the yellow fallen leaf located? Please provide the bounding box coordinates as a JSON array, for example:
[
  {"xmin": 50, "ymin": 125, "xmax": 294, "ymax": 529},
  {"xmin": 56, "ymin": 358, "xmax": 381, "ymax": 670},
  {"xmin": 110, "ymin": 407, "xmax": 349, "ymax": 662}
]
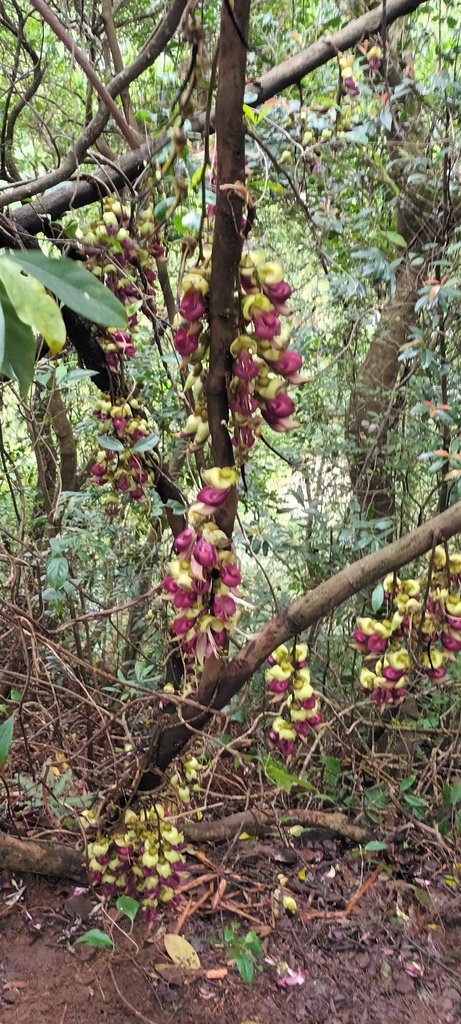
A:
[
  {"xmin": 238, "ymin": 832, "xmax": 251, "ymax": 840},
  {"xmin": 164, "ymin": 933, "xmax": 201, "ymax": 970}
]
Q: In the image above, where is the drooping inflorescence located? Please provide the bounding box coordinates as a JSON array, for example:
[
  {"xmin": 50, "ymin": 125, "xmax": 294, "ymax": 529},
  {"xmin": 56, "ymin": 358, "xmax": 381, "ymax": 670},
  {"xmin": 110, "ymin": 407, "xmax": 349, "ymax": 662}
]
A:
[
  {"xmin": 265, "ymin": 643, "xmax": 323, "ymax": 758},
  {"xmin": 87, "ymin": 804, "xmax": 186, "ymax": 923},
  {"xmin": 353, "ymin": 545, "xmax": 461, "ymax": 705},
  {"xmin": 79, "ymin": 197, "xmax": 163, "ymax": 514},
  {"xmin": 163, "ymin": 467, "xmax": 242, "ymax": 675},
  {"xmin": 175, "ymin": 249, "xmax": 305, "ymax": 462}
]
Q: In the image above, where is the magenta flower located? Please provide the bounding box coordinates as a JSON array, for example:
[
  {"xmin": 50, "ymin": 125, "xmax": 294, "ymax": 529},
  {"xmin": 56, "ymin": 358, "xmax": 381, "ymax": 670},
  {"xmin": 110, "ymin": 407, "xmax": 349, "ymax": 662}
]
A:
[
  {"xmin": 425, "ymin": 666, "xmax": 447, "ymax": 680},
  {"xmin": 269, "ymin": 351, "xmax": 303, "ymax": 380},
  {"xmin": 192, "ymin": 577, "xmax": 211, "ymax": 594},
  {"xmin": 262, "ymin": 280, "xmax": 292, "ymax": 305},
  {"xmin": 220, "ymin": 563, "xmax": 242, "ymax": 588},
  {"xmin": 196, "ymin": 486, "xmax": 228, "ymax": 508},
  {"xmin": 306, "ymin": 711, "xmax": 323, "ymax": 727},
  {"xmin": 253, "ymin": 309, "xmax": 281, "ymax": 340},
  {"xmin": 234, "ymin": 350, "xmax": 259, "ymax": 380},
  {"xmin": 442, "ymin": 633, "xmax": 461, "ymax": 652},
  {"xmin": 193, "ymin": 538, "xmax": 217, "ymax": 568},
  {"xmin": 112, "ymin": 416, "xmax": 126, "ymax": 435},
  {"xmin": 115, "ymin": 473, "xmax": 131, "ymax": 492},
  {"xmin": 232, "ymin": 391, "xmax": 258, "ymax": 417},
  {"xmin": 173, "ymin": 589, "xmax": 197, "ymax": 610},
  {"xmin": 367, "ymin": 635, "xmax": 388, "ymax": 654},
  {"xmin": 213, "ymin": 594, "xmax": 237, "ymax": 620},
  {"xmin": 174, "ymin": 526, "xmax": 196, "ymax": 556},
  {"xmin": 174, "ymin": 326, "xmax": 200, "ymax": 356},
  {"xmin": 180, "ymin": 288, "xmax": 206, "ymax": 322},
  {"xmin": 268, "ymin": 677, "xmax": 291, "ymax": 695},
  {"xmin": 265, "ymin": 393, "xmax": 295, "ymax": 418},
  {"xmin": 172, "ymin": 616, "xmax": 195, "ymax": 636},
  {"xmin": 233, "ymin": 425, "xmax": 256, "ymax": 449},
  {"xmin": 381, "ymin": 666, "xmax": 405, "ymax": 682},
  {"xmin": 163, "ymin": 575, "xmax": 179, "ymax": 595},
  {"xmin": 300, "ymin": 695, "xmax": 317, "ymax": 710}
]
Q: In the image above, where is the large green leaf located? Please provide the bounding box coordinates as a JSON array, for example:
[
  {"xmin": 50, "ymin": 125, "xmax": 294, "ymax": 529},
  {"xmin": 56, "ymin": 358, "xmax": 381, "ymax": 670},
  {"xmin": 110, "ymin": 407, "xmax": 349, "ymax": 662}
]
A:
[
  {"xmin": 0, "ymin": 256, "xmax": 66, "ymax": 353},
  {"xmin": 4, "ymin": 250, "xmax": 127, "ymax": 328},
  {"xmin": 0, "ymin": 296, "xmax": 4, "ymax": 365},
  {"xmin": 0, "ymin": 713, "xmax": 15, "ymax": 766},
  {"xmin": 0, "ymin": 283, "xmax": 35, "ymax": 395}
]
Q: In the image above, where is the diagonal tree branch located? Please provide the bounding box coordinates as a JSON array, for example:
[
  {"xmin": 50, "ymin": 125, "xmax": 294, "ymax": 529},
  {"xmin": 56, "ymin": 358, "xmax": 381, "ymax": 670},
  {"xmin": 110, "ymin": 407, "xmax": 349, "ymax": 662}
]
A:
[
  {"xmin": 29, "ymin": 0, "xmax": 139, "ymax": 149},
  {"xmin": 133, "ymin": 497, "xmax": 461, "ymax": 786},
  {"xmin": 250, "ymin": 0, "xmax": 428, "ymax": 104},
  {"xmin": 0, "ymin": 0, "xmax": 188, "ymax": 209}
]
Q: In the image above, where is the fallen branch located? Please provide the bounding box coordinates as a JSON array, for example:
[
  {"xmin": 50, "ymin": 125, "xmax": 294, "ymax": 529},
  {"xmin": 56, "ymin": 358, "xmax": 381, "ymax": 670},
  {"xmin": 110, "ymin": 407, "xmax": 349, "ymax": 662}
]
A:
[
  {"xmin": 0, "ymin": 806, "xmax": 367, "ymax": 882},
  {"xmin": 0, "ymin": 833, "xmax": 86, "ymax": 882},
  {"xmin": 182, "ymin": 808, "xmax": 369, "ymax": 844}
]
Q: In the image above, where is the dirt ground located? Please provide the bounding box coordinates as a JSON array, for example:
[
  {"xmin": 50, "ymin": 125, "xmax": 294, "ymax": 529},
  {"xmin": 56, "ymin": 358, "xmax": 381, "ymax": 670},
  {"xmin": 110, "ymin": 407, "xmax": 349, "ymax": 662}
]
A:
[{"xmin": 1, "ymin": 832, "xmax": 460, "ymax": 1024}]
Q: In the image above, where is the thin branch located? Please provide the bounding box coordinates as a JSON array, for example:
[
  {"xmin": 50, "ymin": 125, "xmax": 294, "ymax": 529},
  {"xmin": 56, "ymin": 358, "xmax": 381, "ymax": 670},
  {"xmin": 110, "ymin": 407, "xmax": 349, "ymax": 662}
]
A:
[
  {"xmin": 0, "ymin": 0, "xmax": 188, "ymax": 208},
  {"xmin": 29, "ymin": 0, "xmax": 139, "ymax": 149}
]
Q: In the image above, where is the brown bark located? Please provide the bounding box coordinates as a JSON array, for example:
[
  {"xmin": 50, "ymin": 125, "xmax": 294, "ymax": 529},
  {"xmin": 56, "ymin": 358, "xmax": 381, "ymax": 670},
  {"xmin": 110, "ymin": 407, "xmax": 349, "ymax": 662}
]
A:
[
  {"xmin": 208, "ymin": 0, "xmax": 250, "ymax": 538},
  {"xmin": 0, "ymin": 806, "xmax": 367, "ymax": 881},
  {"xmin": 47, "ymin": 389, "xmax": 77, "ymax": 493},
  {"xmin": 183, "ymin": 808, "xmax": 369, "ymax": 844},
  {"xmin": 346, "ymin": 260, "xmax": 420, "ymax": 518},
  {"xmin": 0, "ymin": 833, "xmax": 87, "ymax": 882}
]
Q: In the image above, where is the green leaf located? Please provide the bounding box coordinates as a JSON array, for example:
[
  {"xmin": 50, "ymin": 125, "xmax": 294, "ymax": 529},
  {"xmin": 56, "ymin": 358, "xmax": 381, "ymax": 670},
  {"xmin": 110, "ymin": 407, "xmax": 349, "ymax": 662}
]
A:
[
  {"xmin": 98, "ymin": 434, "xmax": 125, "ymax": 452},
  {"xmin": 0, "ymin": 295, "xmax": 4, "ymax": 365},
  {"xmin": 383, "ymin": 230, "xmax": 407, "ymax": 248},
  {"xmin": 0, "ymin": 282, "xmax": 36, "ymax": 394},
  {"xmin": 74, "ymin": 928, "xmax": 114, "ymax": 950},
  {"xmin": 399, "ymin": 775, "xmax": 416, "ymax": 793},
  {"xmin": 154, "ymin": 198, "xmax": 175, "ymax": 223},
  {"xmin": 243, "ymin": 931, "xmax": 263, "ymax": 956},
  {"xmin": 449, "ymin": 781, "xmax": 461, "ymax": 805},
  {"xmin": 371, "ymin": 583, "xmax": 384, "ymax": 613},
  {"xmin": 116, "ymin": 895, "xmax": 139, "ymax": 926},
  {"xmin": 0, "ymin": 256, "xmax": 66, "ymax": 353},
  {"xmin": 5, "ymin": 250, "xmax": 127, "ymax": 328},
  {"xmin": 131, "ymin": 433, "xmax": 159, "ymax": 453},
  {"xmin": 235, "ymin": 954, "xmax": 254, "ymax": 984},
  {"xmin": 261, "ymin": 755, "xmax": 316, "ymax": 794},
  {"xmin": 63, "ymin": 368, "xmax": 98, "ymax": 385},
  {"xmin": 47, "ymin": 555, "xmax": 69, "ymax": 589},
  {"xmin": 364, "ymin": 840, "xmax": 388, "ymax": 852},
  {"xmin": 0, "ymin": 713, "xmax": 15, "ymax": 766}
]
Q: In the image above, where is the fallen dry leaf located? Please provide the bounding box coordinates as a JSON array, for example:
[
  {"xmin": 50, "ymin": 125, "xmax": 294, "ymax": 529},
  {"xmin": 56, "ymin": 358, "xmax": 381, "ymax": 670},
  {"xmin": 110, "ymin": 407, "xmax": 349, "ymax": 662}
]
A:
[{"xmin": 164, "ymin": 933, "xmax": 201, "ymax": 970}]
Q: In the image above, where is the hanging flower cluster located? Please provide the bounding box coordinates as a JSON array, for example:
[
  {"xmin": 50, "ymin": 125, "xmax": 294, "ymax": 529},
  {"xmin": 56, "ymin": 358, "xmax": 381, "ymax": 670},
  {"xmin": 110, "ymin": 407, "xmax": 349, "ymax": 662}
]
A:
[
  {"xmin": 91, "ymin": 395, "xmax": 157, "ymax": 516},
  {"xmin": 265, "ymin": 643, "xmax": 323, "ymax": 758},
  {"xmin": 80, "ymin": 196, "xmax": 162, "ymax": 370},
  {"xmin": 79, "ymin": 197, "xmax": 164, "ymax": 514},
  {"xmin": 163, "ymin": 467, "xmax": 242, "ymax": 671},
  {"xmin": 367, "ymin": 45, "xmax": 382, "ymax": 73},
  {"xmin": 353, "ymin": 545, "xmax": 461, "ymax": 705},
  {"xmin": 168, "ymin": 753, "xmax": 203, "ymax": 805},
  {"xmin": 339, "ymin": 54, "xmax": 360, "ymax": 98},
  {"xmin": 175, "ymin": 250, "xmax": 304, "ymax": 461},
  {"xmin": 87, "ymin": 804, "xmax": 186, "ymax": 923}
]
